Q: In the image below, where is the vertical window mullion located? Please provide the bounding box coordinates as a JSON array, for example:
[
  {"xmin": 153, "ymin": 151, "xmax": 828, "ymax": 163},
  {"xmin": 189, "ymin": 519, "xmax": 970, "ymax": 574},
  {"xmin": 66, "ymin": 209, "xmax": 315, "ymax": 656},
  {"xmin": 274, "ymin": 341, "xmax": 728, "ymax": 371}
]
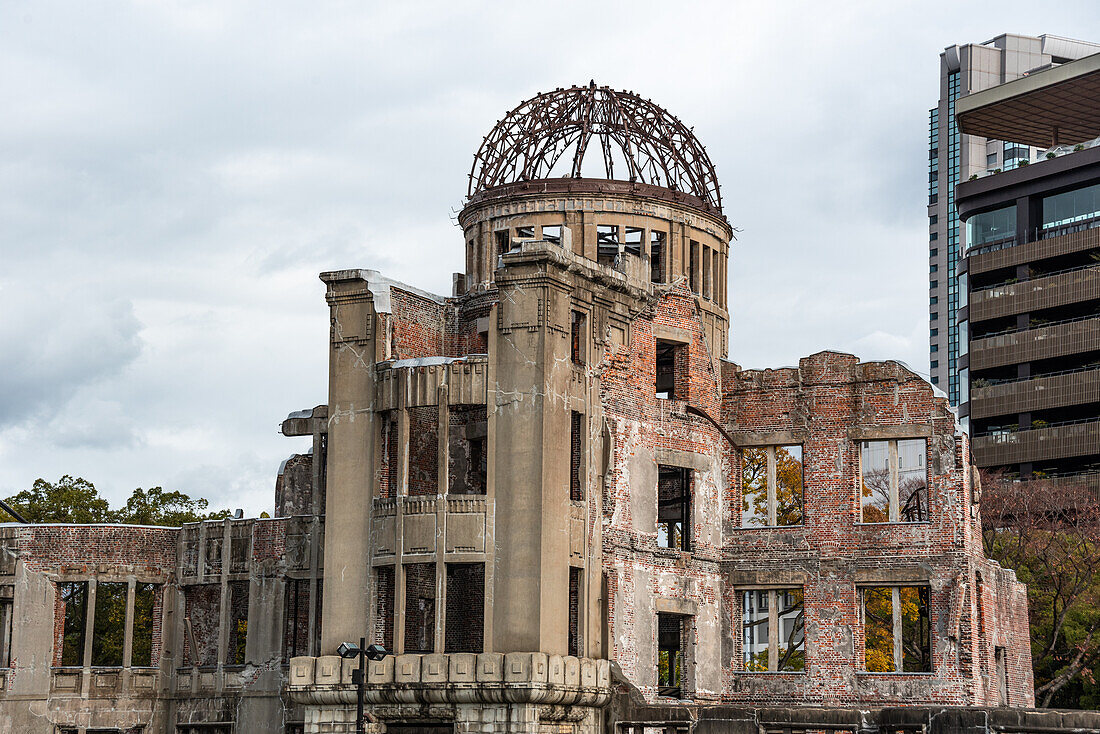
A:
[
  {"xmin": 888, "ymin": 440, "xmax": 900, "ymax": 521},
  {"xmin": 892, "ymin": 586, "xmax": 903, "ymax": 672},
  {"xmin": 767, "ymin": 590, "xmax": 779, "ymax": 672},
  {"xmin": 766, "ymin": 447, "xmax": 777, "ymax": 526}
]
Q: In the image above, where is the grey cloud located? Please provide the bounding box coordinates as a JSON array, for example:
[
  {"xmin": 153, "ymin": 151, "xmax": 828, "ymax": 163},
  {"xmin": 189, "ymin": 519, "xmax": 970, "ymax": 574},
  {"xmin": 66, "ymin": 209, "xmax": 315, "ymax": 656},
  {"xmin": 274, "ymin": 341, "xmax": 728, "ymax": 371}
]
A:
[{"xmin": 0, "ymin": 281, "xmax": 142, "ymax": 429}]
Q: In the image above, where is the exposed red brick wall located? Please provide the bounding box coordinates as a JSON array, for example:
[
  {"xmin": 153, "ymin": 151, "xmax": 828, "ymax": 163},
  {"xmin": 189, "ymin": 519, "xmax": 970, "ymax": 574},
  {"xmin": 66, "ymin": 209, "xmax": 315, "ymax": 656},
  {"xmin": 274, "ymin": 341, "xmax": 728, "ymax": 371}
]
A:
[
  {"xmin": 407, "ymin": 406, "xmax": 439, "ymax": 496},
  {"xmin": 251, "ymin": 518, "xmax": 287, "ymax": 562},
  {"xmin": 373, "ymin": 567, "xmax": 395, "ymax": 651},
  {"xmin": 284, "ymin": 577, "xmax": 312, "ymax": 661},
  {"xmin": 444, "ymin": 563, "xmax": 484, "ymax": 653},
  {"xmin": 594, "ymin": 285, "xmax": 1034, "ymax": 707},
  {"xmin": 403, "ymin": 563, "xmax": 435, "ymax": 654},
  {"xmin": 183, "ymin": 583, "xmax": 220, "ymax": 666}
]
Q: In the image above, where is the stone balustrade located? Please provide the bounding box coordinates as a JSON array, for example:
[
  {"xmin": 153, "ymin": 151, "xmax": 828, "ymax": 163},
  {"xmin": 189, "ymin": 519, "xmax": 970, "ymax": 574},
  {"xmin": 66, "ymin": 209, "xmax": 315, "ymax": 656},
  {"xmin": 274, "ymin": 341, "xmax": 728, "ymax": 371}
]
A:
[{"xmin": 288, "ymin": 652, "xmax": 612, "ymax": 707}]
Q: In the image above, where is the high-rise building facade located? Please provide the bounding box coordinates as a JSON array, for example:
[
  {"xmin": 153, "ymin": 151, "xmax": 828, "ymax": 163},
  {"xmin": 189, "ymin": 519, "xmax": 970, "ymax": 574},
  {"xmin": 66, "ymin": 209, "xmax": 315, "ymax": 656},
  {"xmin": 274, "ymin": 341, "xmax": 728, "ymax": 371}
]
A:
[
  {"xmin": 955, "ymin": 52, "xmax": 1100, "ymax": 486},
  {"xmin": 928, "ymin": 34, "xmax": 1100, "ymax": 408}
]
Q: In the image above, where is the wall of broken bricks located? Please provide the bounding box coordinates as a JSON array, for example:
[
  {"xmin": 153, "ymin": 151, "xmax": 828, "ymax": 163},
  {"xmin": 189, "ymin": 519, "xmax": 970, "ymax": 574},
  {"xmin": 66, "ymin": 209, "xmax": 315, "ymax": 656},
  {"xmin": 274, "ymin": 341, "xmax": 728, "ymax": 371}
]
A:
[{"xmin": 0, "ymin": 508, "xmax": 326, "ymax": 732}]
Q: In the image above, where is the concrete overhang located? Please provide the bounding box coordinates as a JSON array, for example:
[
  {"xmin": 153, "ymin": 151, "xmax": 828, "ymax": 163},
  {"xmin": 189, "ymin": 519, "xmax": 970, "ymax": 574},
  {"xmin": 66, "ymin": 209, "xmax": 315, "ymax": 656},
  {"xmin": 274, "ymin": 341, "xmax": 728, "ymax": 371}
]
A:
[{"xmin": 956, "ymin": 51, "xmax": 1100, "ymax": 147}]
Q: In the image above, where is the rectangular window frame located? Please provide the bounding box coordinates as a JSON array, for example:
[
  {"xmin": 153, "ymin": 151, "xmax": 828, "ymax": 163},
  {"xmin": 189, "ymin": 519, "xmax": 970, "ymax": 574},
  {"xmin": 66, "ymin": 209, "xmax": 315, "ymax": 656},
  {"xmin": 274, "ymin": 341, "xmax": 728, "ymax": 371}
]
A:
[
  {"xmin": 656, "ymin": 465, "xmax": 691, "ymax": 551},
  {"xmin": 656, "ymin": 612, "xmax": 685, "ymax": 697},
  {"xmin": 859, "ymin": 585, "xmax": 932, "ymax": 674},
  {"xmin": 740, "ymin": 445, "xmax": 804, "ymax": 528},
  {"xmin": 859, "ymin": 439, "xmax": 929, "ymax": 524},
  {"xmin": 739, "ymin": 587, "xmax": 805, "ymax": 673}
]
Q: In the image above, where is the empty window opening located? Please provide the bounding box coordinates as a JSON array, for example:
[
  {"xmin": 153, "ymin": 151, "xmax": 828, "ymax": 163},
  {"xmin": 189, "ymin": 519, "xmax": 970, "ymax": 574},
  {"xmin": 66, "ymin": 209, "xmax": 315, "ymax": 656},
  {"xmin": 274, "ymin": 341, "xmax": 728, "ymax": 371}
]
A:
[
  {"xmin": 403, "ymin": 563, "xmax": 436, "ymax": 654},
  {"xmin": 515, "ymin": 225, "xmax": 535, "ymax": 239},
  {"xmin": 657, "ymin": 613, "xmax": 683, "ymax": 697},
  {"xmin": 657, "ymin": 466, "xmax": 691, "ymax": 551},
  {"xmin": 226, "ymin": 580, "xmax": 249, "ymax": 665},
  {"xmin": 445, "ymin": 563, "xmax": 484, "ymax": 653},
  {"xmin": 204, "ymin": 536, "xmax": 222, "ymax": 576},
  {"xmin": 861, "ymin": 586, "xmax": 930, "ymax": 672},
  {"xmin": 449, "ymin": 405, "xmax": 487, "ymax": 495},
  {"xmin": 407, "ymin": 406, "xmax": 439, "ymax": 496},
  {"xmin": 542, "ymin": 224, "xmax": 562, "ymax": 245},
  {"xmin": 230, "ymin": 526, "xmax": 251, "ymax": 574},
  {"xmin": 568, "ymin": 567, "xmax": 582, "ymax": 657},
  {"xmin": 655, "ymin": 340, "xmax": 684, "ymax": 399},
  {"xmin": 570, "ymin": 412, "xmax": 584, "ymax": 502},
  {"xmin": 183, "ymin": 584, "xmax": 220, "ymax": 667},
  {"xmin": 712, "ymin": 250, "xmax": 721, "ymax": 304},
  {"xmin": 0, "ymin": 591, "xmax": 12, "ymax": 668},
  {"xmin": 741, "ymin": 445, "xmax": 804, "ymax": 527},
  {"xmin": 860, "ymin": 439, "xmax": 928, "ymax": 523},
  {"xmin": 284, "ymin": 578, "xmax": 312, "ymax": 662},
  {"xmin": 702, "ymin": 246, "xmax": 712, "ymax": 299},
  {"xmin": 131, "ymin": 583, "xmax": 156, "ymax": 667},
  {"xmin": 741, "ymin": 588, "xmax": 804, "ymax": 672},
  {"xmin": 650, "ymin": 231, "xmax": 665, "ymax": 283},
  {"xmin": 92, "ymin": 581, "xmax": 127, "ymax": 666},
  {"xmin": 59, "ymin": 581, "xmax": 88, "ymax": 666},
  {"xmin": 624, "ymin": 227, "xmax": 643, "ymax": 256},
  {"xmin": 597, "ymin": 225, "xmax": 619, "ymax": 267},
  {"xmin": 689, "ymin": 241, "xmax": 700, "ymax": 294},
  {"xmin": 495, "ymin": 230, "xmax": 511, "ymax": 259},
  {"xmin": 571, "ymin": 310, "xmax": 587, "ymax": 365},
  {"xmin": 378, "ymin": 412, "xmax": 399, "ymax": 498},
  {"xmin": 372, "ymin": 568, "xmax": 395, "ymax": 653},
  {"xmin": 995, "ymin": 646, "xmax": 1009, "ymax": 705}
]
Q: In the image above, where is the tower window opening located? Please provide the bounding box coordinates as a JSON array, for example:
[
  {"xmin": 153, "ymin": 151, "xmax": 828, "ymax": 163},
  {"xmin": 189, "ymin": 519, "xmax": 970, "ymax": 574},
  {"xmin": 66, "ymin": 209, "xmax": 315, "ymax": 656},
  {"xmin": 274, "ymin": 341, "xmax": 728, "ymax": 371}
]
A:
[
  {"xmin": 515, "ymin": 225, "xmax": 534, "ymax": 239},
  {"xmin": 689, "ymin": 241, "xmax": 700, "ymax": 294},
  {"xmin": 542, "ymin": 225, "xmax": 562, "ymax": 245},
  {"xmin": 597, "ymin": 225, "xmax": 619, "ymax": 267},
  {"xmin": 495, "ymin": 230, "xmax": 511, "ymax": 259},
  {"xmin": 650, "ymin": 231, "xmax": 666, "ymax": 283},
  {"xmin": 624, "ymin": 227, "xmax": 643, "ymax": 256}
]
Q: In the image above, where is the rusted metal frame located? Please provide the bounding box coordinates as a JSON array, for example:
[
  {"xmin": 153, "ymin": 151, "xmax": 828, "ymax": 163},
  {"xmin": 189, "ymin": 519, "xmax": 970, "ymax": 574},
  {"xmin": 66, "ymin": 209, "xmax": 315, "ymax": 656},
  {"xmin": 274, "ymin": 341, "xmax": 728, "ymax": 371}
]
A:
[{"xmin": 570, "ymin": 83, "xmax": 598, "ymax": 178}]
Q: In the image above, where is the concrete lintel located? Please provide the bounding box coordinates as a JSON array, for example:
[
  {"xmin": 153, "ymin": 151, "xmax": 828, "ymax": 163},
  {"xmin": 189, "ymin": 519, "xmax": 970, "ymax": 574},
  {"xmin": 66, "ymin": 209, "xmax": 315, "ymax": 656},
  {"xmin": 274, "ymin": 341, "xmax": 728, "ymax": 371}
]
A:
[
  {"xmin": 652, "ymin": 325, "xmax": 692, "ymax": 345},
  {"xmin": 729, "ymin": 429, "xmax": 809, "ymax": 447},
  {"xmin": 726, "ymin": 570, "xmax": 808, "ymax": 587},
  {"xmin": 854, "ymin": 567, "xmax": 932, "ymax": 584},
  {"xmin": 655, "ymin": 597, "xmax": 699, "ymax": 617},
  {"xmin": 848, "ymin": 424, "xmax": 932, "ymax": 440}
]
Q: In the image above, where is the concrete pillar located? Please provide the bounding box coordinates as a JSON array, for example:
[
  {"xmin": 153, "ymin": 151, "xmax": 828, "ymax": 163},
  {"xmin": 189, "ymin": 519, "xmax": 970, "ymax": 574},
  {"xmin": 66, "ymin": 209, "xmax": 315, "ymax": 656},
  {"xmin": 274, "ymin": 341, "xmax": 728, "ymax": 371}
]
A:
[{"xmin": 320, "ymin": 274, "xmax": 379, "ymax": 653}]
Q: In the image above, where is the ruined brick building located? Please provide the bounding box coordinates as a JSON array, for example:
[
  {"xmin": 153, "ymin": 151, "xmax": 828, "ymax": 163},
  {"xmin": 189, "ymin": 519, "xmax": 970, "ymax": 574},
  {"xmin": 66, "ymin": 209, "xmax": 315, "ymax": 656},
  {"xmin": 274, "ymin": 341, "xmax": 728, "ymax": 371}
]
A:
[{"xmin": 0, "ymin": 84, "xmax": 1089, "ymax": 733}]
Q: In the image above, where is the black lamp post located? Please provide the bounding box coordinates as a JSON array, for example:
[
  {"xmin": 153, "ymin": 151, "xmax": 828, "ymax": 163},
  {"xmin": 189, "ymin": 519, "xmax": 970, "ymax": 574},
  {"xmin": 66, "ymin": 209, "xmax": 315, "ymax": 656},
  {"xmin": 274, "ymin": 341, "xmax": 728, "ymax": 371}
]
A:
[{"xmin": 337, "ymin": 639, "xmax": 389, "ymax": 733}]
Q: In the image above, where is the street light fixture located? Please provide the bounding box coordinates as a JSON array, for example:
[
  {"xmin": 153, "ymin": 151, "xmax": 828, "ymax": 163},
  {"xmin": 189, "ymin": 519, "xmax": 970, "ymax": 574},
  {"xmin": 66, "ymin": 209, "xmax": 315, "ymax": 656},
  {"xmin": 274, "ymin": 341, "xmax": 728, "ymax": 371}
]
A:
[{"xmin": 338, "ymin": 638, "xmax": 390, "ymax": 733}]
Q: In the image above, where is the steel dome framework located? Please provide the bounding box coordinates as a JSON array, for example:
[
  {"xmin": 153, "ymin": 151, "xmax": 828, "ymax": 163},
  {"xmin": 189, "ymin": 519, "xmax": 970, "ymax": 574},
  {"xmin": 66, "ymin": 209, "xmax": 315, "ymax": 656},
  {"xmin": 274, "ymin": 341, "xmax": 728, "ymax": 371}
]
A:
[{"xmin": 468, "ymin": 83, "xmax": 723, "ymax": 213}]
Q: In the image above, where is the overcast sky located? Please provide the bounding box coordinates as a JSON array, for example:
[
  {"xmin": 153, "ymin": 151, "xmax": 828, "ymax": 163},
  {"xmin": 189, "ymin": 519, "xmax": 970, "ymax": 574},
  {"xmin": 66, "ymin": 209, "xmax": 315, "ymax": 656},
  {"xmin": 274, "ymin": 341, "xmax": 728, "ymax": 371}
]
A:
[{"xmin": 2, "ymin": 1, "xmax": 1098, "ymax": 516}]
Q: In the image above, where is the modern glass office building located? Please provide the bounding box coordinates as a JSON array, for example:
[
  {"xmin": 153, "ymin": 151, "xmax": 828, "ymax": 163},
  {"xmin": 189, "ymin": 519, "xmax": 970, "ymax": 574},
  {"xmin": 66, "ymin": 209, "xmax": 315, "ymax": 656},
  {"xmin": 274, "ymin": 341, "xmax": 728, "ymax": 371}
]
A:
[
  {"xmin": 956, "ymin": 51, "xmax": 1100, "ymax": 486},
  {"xmin": 928, "ymin": 34, "xmax": 1100, "ymax": 406}
]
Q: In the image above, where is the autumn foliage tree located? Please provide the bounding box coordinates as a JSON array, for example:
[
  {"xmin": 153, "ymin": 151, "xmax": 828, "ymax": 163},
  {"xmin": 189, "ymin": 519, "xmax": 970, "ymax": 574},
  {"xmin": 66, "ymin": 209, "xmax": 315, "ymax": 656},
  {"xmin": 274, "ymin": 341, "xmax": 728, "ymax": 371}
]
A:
[{"xmin": 981, "ymin": 470, "xmax": 1100, "ymax": 707}]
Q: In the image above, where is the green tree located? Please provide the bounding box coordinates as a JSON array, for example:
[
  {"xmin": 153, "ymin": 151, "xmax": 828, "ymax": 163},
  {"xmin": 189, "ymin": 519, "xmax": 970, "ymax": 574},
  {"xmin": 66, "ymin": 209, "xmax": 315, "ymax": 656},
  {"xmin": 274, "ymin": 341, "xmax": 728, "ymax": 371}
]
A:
[
  {"xmin": 2, "ymin": 477, "xmax": 230, "ymax": 527},
  {"xmin": 3, "ymin": 476, "xmax": 112, "ymax": 523},
  {"xmin": 113, "ymin": 486, "xmax": 229, "ymax": 526}
]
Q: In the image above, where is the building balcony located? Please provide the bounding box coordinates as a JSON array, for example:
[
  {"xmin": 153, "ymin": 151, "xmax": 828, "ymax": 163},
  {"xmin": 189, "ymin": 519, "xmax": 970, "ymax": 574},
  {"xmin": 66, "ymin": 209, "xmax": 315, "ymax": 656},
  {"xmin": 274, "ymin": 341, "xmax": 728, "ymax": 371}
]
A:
[
  {"xmin": 969, "ymin": 317, "xmax": 1100, "ymax": 371},
  {"xmin": 972, "ymin": 420, "xmax": 1100, "ymax": 466},
  {"xmin": 970, "ymin": 265, "xmax": 1100, "ymax": 322},
  {"xmin": 968, "ymin": 225, "xmax": 1100, "ymax": 276},
  {"xmin": 971, "ymin": 368, "xmax": 1100, "ymax": 419}
]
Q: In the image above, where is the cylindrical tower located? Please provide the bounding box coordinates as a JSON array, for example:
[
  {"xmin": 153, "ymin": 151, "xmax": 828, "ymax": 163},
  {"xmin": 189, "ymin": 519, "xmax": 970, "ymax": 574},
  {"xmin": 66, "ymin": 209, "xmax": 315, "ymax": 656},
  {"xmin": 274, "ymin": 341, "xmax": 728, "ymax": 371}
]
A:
[{"xmin": 458, "ymin": 83, "xmax": 732, "ymax": 358}]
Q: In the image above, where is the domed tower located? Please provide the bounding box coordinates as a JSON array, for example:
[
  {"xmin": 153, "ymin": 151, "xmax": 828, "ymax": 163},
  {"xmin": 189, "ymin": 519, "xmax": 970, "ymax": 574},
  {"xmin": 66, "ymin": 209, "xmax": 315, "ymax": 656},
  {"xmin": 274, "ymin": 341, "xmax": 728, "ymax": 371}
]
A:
[{"xmin": 459, "ymin": 83, "xmax": 732, "ymax": 358}]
